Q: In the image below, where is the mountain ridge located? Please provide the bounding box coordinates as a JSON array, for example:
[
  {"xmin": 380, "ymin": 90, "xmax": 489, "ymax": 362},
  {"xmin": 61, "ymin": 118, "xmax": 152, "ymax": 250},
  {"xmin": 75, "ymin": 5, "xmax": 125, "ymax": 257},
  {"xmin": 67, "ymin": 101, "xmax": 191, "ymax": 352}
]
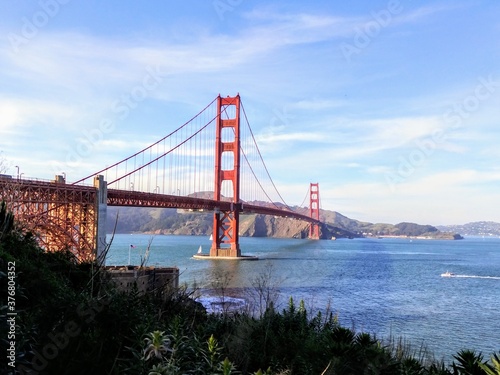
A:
[{"xmin": 106, "ymin": 204, "xmax": 463, "ymax": 240}]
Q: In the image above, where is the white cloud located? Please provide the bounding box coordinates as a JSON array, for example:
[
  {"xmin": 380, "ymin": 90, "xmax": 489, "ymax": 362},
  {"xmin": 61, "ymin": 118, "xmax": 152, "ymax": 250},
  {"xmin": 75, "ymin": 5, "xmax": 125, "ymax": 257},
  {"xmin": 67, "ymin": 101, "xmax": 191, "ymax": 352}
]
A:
[
  {"xmin": 292, "ymin": 98, "xmax": 348, "ymax": 110},
  {"xmin": 97, "ymin": 139, "xmax": 154, "ymax": 152},
  {"xmin": 396, "ymin": 169, "xmax": 500, "ymax": 195},
  {"xmin": 319, "ymin": 168, "xmax": 500, "ymax": 224},
  {"xmin": 256, "ymin": 131, "xmax": 326, "ymax": 144},
  {"xmin": 255, "ymin": 114, "xmax": 452, "ymax": 169},
  {"xmin": 392, "ymin": 4, "xmax": 456, "ymax": 26},
  {"xmin": 0, "ymin": 97, "xmax": 75, "ymax": 134}
]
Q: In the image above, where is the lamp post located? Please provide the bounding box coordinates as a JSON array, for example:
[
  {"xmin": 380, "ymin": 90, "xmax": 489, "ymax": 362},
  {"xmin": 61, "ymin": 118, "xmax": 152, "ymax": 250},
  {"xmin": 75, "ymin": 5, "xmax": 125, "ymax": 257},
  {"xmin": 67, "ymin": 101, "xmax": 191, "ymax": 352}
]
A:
[{"xmin": 15, "ymin": 165, "xmax": 19, "ymax": 179}]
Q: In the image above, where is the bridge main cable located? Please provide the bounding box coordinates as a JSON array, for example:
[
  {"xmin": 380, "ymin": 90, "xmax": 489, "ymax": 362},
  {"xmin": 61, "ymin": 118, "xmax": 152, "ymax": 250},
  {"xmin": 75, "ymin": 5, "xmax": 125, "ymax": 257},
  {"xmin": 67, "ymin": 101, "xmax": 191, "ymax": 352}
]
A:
[{"xmin": 72, "ymin": 97, "xmax": 218, "ymax": 185}]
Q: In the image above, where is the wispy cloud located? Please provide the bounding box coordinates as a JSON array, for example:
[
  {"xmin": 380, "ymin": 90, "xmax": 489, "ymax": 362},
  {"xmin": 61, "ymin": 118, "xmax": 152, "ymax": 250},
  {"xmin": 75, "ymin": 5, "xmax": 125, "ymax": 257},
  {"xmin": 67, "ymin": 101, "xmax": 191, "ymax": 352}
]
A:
[
  {"xmin": 392, "ymin": 4, "xmax": 457, "ymax": 26},
  {"xmin": 0, "ymin": 97, "xmax": 76, "ymax": 134},
  {"xmin": 398, "ymin": 169, "xmax": 500, "ymax": 194},
  {"xmin": 321, "ymin": 167, "xmax": 500, "ymax": 224},
  {"xmin": 292, "ymin": 98, "xmax": 348, "ymax": 110},
  {"xmin": 257, "ymin": 114, "xmax": 450, "ymax": 161}
]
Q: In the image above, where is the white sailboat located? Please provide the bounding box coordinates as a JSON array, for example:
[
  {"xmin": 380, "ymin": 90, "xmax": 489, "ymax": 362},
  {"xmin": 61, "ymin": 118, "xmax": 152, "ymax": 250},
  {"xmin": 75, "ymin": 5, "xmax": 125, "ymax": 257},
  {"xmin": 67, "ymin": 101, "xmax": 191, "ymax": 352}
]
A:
[
  {"xmin": 197, "ymin": 245, "xmax": 202, "ymax": 254},
  {"xmin": 209, "ymin": 234, "xmax": 213, "ymax": 241}
]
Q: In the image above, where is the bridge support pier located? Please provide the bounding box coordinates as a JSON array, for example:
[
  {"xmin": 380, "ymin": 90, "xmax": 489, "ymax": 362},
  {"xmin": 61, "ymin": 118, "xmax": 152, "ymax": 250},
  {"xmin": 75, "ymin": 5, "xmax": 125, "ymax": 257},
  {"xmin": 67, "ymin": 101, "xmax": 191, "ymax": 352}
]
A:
[
  {"xmin": 210, "ymin": 207, "xmax": 241, "ymax": 257},
  {"xmin": 210, "ymin": 95, "xmax": 242, "ymax": 257},
  {"xmin": 94, "ymin": 175, "xmax": 108, "ymax": 264},
  {"xmin": 309, "ymin": 183, "xmax": 320, "ymax": 239}
]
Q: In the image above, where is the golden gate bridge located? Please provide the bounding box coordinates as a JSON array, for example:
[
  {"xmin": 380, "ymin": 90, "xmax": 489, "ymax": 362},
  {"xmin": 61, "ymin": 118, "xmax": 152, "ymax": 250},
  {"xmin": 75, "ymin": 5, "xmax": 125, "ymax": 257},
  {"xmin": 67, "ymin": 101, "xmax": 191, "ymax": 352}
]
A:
[{"xmin": 0, "ymin": 95, "xmax": 322, "ymax": 261}]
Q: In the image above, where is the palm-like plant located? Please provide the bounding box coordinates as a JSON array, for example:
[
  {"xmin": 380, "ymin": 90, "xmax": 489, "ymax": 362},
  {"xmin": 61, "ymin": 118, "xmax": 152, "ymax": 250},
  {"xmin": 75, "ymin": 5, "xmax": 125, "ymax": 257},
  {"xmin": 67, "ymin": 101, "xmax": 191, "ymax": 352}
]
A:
[
  {"xmin": 452, "ymin": 349, "xmax": 486, "ymax": 375},
  {"xmin": 400, "ymin": 357, "xmax": 425, "ymax": 375},
  {"xmin": 143, "ymin": 330, "xmax": 172, "ymax": 361},
  {"xmin": 479, "ymin": 352, "xmax": 500, "ymax": 375},
  {"xmin": 217, "ymin": 357, "xmax": 238, "ymax": 375},
  {"xmin": 205, "ymin": 334, "xmax": 222, "ymax": 371},
  {"xmin": 426, "ymin": 362, "xmax": 452, "ymax": 375},
  {"xmin": 148, "ymin": 364, "xmax": 168, "ymax": 375}
]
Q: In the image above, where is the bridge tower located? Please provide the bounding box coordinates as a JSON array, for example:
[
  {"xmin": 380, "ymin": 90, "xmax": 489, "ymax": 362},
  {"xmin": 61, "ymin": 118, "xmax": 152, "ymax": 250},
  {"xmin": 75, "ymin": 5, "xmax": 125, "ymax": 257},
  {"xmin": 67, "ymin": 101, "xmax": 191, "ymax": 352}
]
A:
[
  {"xmin": 210, "ymin": 95, "xmax": 242, "ymax": 257},
  {"xmin": 309, "ymin": 182, "xmax": 320, "ymax": 239}
]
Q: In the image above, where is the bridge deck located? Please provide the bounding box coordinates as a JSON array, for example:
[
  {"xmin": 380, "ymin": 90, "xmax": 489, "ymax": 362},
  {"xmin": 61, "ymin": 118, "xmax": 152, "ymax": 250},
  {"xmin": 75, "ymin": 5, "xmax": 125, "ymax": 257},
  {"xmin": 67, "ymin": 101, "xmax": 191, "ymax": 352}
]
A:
[{"xmin": 107, "ymin": 189, "xmax": 319, "ymax": 224}]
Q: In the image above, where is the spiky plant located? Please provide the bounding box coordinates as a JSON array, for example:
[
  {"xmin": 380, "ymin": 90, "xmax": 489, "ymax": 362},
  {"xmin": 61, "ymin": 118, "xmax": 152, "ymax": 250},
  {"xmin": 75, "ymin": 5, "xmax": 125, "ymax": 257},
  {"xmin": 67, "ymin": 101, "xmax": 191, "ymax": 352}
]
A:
[
  {"xmin": 143, "ymin": 330, "xmax": 172, "ymax": 361},
  {"xmin": 452, "ymin": 349, "xmax": 486, "ymax": 375},
  {"xmin": 479, "ymin": 352, "xmax": 500, "ymax": 375}
]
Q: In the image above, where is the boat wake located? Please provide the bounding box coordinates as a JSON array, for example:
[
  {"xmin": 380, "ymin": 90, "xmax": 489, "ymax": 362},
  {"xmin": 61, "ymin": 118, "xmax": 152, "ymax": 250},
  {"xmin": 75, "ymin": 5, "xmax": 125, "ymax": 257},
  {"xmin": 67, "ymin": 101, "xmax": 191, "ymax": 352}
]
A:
[{"xmin": 442, "ymin": 274, "xmax": 500, "ymax": 280}]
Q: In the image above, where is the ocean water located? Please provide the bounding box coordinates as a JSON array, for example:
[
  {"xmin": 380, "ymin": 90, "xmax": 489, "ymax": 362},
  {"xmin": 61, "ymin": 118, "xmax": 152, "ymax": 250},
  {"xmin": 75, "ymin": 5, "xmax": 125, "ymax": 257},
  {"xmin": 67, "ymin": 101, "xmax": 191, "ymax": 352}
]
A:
[{"xmin": 106, "ymin": 234, "xmax": 500, "ymax": 362}]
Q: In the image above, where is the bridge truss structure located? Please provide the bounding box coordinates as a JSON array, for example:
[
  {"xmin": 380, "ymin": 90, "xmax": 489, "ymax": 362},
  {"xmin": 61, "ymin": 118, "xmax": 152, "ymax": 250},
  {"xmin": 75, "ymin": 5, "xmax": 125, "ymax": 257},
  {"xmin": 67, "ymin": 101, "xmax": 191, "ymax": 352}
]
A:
[{"xmin": 0, "ymin": 177, "xmax": 99, "ymax": 261}]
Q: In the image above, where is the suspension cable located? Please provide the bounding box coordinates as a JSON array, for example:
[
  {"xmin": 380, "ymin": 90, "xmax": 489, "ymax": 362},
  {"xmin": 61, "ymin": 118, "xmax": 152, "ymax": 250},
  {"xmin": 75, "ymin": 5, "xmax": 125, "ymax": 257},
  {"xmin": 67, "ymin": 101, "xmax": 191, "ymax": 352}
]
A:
[
  {"xmin": 299, "ymin": 186, "xmax": 310, "ymax": 208},
  {"xmin": 240, "ymin": 100, "xmax": 292, "ymax": 210},
  {"xmin": 108, "ymin": 112, "xmax": 218, "ymax": 185},
  {"xmin": 72, "ymin": 96, "xmax": 218, "ymax": 185}
]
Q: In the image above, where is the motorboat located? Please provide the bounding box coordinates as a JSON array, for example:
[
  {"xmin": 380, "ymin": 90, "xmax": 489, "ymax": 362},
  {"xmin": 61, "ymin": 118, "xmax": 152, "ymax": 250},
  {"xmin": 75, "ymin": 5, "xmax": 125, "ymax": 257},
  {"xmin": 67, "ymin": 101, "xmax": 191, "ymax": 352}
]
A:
[{"xmin": 441, "ymin": 271, "xmax": 454, "ymax": 277}]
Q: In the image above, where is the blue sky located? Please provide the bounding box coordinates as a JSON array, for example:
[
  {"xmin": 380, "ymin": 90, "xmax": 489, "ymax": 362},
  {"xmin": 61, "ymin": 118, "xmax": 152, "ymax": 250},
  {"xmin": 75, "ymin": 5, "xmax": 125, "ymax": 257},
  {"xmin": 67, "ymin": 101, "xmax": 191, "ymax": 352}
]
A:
[{"xmin": 1, "ymin": 0, "xmax": 499, "ymax": 225}]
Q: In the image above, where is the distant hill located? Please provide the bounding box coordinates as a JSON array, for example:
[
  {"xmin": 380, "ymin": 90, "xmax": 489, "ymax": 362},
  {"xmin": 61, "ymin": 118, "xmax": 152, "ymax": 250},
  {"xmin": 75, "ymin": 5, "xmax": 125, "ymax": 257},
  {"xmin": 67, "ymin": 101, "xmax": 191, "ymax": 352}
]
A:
[
  {"xmin": 315, "ymin": 211, "xmax": 461, "ymax": 239},
  {"xmin": 106, "ymin": 207, "xmax": 212, "ymax": 235},
  {"xmin": 436, "ymin": 221, "xmax": 500, "ymax": 237},
  {"xmin": 106, "ymin": 204, "xmax": 462, "ymax": 240}
]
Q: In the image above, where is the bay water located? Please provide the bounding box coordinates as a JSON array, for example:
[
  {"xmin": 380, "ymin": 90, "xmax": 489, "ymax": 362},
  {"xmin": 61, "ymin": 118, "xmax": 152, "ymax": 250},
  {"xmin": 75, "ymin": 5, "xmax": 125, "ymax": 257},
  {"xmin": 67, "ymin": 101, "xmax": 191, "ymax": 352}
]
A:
[{"xmin": 106, "ymin": 234, "xmax": 500, "ymax": 362}]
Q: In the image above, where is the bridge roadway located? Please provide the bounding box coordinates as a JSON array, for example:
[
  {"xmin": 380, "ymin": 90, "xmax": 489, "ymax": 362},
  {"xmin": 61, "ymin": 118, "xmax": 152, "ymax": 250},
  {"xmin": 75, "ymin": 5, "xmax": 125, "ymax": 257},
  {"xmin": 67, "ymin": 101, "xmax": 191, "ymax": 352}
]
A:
[
  {"xmin": 107, "ymin": 188, "xmax": 319, "ymax": 224},
  {"xmin": 0, "ymin": 177, "xmax": 319, "ymax": 225}
]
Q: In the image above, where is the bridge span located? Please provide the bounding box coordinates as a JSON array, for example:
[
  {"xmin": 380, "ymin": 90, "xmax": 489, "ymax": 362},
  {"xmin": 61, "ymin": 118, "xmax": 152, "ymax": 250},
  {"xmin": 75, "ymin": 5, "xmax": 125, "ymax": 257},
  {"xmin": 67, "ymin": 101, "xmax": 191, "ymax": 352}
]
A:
[
  {"xmin": 107, "ymin": 189, "xmax": 318, "ymax": 223},
  {"xmin": 1, "ymin": 95, "xmax": 323, "ymax": 261}
]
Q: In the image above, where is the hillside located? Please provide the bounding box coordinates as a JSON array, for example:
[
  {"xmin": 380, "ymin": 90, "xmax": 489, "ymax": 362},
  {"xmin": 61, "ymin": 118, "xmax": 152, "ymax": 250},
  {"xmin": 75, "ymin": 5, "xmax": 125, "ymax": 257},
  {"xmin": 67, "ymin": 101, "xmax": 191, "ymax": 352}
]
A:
[
  {"xmin": 106, "ymin": 205, "xmax": 462, "ymax": 240},
  {"xmin": 437, "ymin": 221, "xmax": 500, "ymax": 237},
  {"xmin": 105, "ymin": 207, "xmax": 356, "ymax": 239}
]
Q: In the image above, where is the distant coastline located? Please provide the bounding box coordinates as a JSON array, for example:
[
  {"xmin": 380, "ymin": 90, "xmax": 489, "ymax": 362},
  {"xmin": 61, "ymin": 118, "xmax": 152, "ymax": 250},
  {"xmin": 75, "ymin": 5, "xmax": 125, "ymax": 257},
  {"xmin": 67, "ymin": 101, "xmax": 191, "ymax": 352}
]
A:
[
  {"xmin": 366, "ymin": 233, "xmax": 463, "ymax": 240},
  {"xmin": 437, "ymin": 221, "xmax": 500, "ymax": 237}
]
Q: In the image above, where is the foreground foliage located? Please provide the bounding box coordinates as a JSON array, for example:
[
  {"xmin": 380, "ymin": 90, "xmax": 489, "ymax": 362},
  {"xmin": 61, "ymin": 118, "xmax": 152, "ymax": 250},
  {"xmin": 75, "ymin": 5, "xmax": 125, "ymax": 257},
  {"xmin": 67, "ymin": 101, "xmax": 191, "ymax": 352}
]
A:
[{"xmin": 0, "ymin": 204, "xmax": 498, "ymax": 374}]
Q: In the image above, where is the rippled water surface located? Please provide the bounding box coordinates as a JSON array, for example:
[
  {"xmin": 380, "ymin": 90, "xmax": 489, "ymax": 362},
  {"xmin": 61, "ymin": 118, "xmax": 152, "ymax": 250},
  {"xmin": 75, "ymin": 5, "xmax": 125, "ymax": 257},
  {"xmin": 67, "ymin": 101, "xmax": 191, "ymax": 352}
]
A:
[{"xmin": 107, "ymin": 234, "xmax": 500, "ymax": 361}]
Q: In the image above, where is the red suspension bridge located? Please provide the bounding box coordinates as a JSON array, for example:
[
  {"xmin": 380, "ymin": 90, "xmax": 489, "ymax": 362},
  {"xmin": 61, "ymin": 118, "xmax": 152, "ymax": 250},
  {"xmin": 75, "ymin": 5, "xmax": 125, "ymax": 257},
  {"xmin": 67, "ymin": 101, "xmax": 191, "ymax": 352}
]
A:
[{"xmin": 0, "ymin": 95, "xmax": 322, "ymax": 261}]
